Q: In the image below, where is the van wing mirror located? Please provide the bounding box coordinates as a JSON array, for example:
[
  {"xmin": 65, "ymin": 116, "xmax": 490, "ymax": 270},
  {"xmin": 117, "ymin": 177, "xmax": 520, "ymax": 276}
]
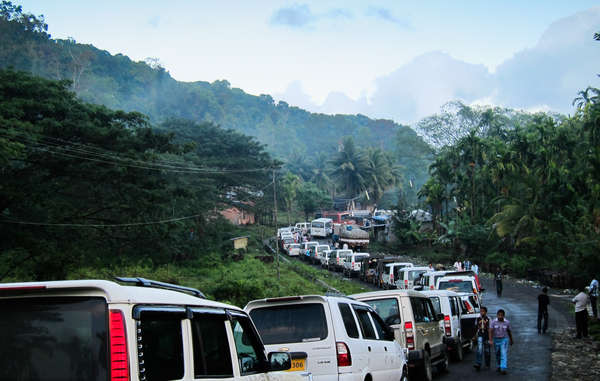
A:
[{"xmin": 267, "ymin": 352, "xmax": 291, "ymax": 372}]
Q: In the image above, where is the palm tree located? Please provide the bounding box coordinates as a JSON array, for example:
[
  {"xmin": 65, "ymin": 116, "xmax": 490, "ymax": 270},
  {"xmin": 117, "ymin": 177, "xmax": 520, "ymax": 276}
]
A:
[
  {"xmin": 310, "ymin": 151, "xmax": 332, "ymax": 192},
  {"xmin": 365, "ymin": 147, "xmax": 400, "ymax": 204},
  {"xmin": 329, "ymin": 137, "xmax": 369, "ymax": 198}
]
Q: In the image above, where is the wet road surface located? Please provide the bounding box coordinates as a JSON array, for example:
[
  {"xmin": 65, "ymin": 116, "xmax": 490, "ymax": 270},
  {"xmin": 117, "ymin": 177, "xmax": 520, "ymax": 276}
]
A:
[{"xmin": 434, "ymin": 277, "xmax": 572, "ymax": 381}]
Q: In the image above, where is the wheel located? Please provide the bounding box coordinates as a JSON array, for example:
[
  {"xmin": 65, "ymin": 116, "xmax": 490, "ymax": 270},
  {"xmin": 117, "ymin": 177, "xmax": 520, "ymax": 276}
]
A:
[
  {"xmin": 452, "ymin": 336, "xmax": 464, "ymax": 361},
  {"xmin": 400, "ymin": 367, "xmax": 409, "ymax": 381},
  {"xmin": 465, "ymin": 338, "xmax": 474, "ymax": 352},
  {"xmin": 436, "ymin": 350, "xmax": 449, "ymax": 373},
  {"xmin": 415, "ymin": 350, "xmax": 433, "ymax": 381}
]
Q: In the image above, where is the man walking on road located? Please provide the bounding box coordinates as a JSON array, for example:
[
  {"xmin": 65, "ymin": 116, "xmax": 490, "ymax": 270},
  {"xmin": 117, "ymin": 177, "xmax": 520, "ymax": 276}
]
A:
[
  {"xmin": 537, "ymin": 287, "xmax": 550, "ymax": 334},
  {"xmin": 495, "ymin": 270, "xmax": 503, "ymax": 297},
  {"xmin": 572, "ymin": 286, "xmax": 590, "ymax": 339},
  {"xmin": 589, "ymin": 276, "xmax": 598, "ymax": 319},
  {"xmin": 474, "ymin": 306, "xmax": 491, "ymax": 370},
  {"xmin": 489, "ymin": 309, "xmax": 514, "ymax": 375}
]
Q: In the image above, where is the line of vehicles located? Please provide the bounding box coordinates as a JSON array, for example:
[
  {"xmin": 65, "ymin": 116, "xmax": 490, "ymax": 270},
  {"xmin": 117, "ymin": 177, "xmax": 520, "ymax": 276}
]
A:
[
  {"xmin": 275, "ymin": 223, "xmax": 485, "ymax": 381},
  {"xmin": 0, "ymin": 221, "xmax": 482, "ymax": 381}
]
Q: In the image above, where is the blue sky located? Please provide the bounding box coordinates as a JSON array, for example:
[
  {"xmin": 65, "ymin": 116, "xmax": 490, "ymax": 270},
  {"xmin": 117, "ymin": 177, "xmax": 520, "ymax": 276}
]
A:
[{"xmin": 17, "ymin": 1, "xmax": 600, "ymax": 121}]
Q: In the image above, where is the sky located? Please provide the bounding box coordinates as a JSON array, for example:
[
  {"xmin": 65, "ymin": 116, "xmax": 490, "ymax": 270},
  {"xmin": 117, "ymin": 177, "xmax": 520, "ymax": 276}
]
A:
[{"xmin": 18, "ymin": 0, "xmax": 600, "ymax": 123}]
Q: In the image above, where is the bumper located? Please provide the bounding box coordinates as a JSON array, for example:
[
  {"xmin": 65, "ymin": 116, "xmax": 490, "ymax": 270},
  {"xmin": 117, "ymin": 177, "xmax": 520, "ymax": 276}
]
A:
[{"xmin": 444, "ymin": 336, "xmax": 459, "ymax": 351}]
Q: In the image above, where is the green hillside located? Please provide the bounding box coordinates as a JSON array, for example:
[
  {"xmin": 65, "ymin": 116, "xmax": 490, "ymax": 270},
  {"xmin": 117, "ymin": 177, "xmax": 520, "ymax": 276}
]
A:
[{"xmin": 0, "ymin": 2, "xmax": 432, "ymax": 202}]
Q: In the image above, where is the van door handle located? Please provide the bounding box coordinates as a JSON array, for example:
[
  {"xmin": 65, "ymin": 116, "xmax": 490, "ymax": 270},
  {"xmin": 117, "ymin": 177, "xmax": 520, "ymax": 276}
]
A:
[
  {"xmin": 384, "ymin": 346, "xmax": 388, "ymax": 351},
  {"xmin": 368, "ymin": 346, "xmax": 371, "ymax": 352}
]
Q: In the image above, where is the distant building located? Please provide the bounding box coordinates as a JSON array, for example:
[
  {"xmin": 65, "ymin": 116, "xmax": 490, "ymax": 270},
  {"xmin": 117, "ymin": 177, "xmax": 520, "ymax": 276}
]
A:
[{"xmin": 220, "ymin": 206, "xmax": 255, "ymax": 225}]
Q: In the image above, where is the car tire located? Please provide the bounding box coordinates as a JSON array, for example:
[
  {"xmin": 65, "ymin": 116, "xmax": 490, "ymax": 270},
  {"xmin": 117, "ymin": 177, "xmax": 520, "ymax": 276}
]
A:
[
  {"xmin": 400, "ymin": 367, "xmax": 409, "ymax": 381},
  {"xmin": 437, "ymin": 350, "xmax": 449, "ymax": 373},
  {"xmin": 416, "ymin": 350, "xmax": 433, "ymax": 381},
  {"xmin": 453, "ymin": 336, "xmax": 464, "ymax": 361}
]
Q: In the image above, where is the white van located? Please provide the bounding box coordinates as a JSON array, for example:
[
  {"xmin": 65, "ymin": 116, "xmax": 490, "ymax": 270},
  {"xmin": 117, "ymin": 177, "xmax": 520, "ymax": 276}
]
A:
[
  {"xmin": 328, "ymin": 249, "xmax": 353, "ymax": 272},
  {"xmin": 310, "ymin": 218, "xmax": 333, "ymax": 238},
  {"xmin": 421, "ymin": 290, "xmax": 471, "ymax": 361},
  {"xmin": 295, "ymin": 222, "xmax": 310, "ymax": 234},
  {"xmin": 381, "ymin": 262, "xmax": 414, "ymax": 289},
  {"xmin": 245, "ymin": 295, "xmax": 408, "ymax": 381},
  {"xmin": 396, "ymin": 266, "xmax": 431, "ymax": 290},
  {"xmin": 313, "ymin": 244, "xmax": 331, "ymax": 264},
  {"xmin": 0, "ymin": 278, "xmax": 299, "ymax": 381},
  {"xmin": 342, "ymin": 253, "xmax": 370, "ymax": 278},
  {"xmin": 352, "ymin": 290, "xmax": 447, "ymax": 381},
  {"xmin": 287, "ymin": 243, "xmax": 302, "ymax": 257},
  {"xmin": 418, "ymin": 271, "xmax": 451, "ymax": 291}
]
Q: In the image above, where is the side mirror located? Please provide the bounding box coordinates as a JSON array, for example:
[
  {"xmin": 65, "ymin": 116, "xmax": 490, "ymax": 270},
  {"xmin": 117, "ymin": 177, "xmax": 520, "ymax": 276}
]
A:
[
  {"xmin": 414, "ymin": 285, "xmax": 424, "ymax": 291},
  {"xmin": 436, "ymin": 313, "xmax": 445, "ymax": 321},
  {"xmin": 268, "ymin": 352, "xmax": 291, "ymax": 372}
]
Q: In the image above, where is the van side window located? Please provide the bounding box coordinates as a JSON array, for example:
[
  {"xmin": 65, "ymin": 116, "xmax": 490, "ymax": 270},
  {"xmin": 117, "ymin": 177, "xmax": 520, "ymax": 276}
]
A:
[
  {"xmin": 191, "ymin": 315, "xmax": 233, "ymax": 378},
  {"xmin": 338, "ymin": 303, "xmax": 359, "ymax": 338},
  {"xmin": 450, "ymin": 297, "xmax": 458, "ymax": 316},
  {"xmin": 353, "ymin": 307, "xmax": 377, "ymax": 339},
  {"xmin": 139, "ymin": 316, "xmax": 184, "ymax": 381},
  {"xmin": 231, "ymin": 316, "xmax": 267, "ymax": 375},
  {"xmin": 369, "ymin": 311, "xmax": 393, "ymax": 341}
]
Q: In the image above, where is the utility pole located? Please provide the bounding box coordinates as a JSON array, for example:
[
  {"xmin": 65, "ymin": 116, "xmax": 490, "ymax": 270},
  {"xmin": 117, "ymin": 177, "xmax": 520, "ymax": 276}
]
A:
[{"xmin": 273, "ymin": 169, "xmax": 280, "ymax": 280}]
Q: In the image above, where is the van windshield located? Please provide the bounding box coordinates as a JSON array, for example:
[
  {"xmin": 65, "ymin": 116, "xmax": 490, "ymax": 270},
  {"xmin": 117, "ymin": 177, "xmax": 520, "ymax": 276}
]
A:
[
  {"xmin": 249, "ymin": 303, "xmax": 328, "ymax": 344},
  {"xmin": 0, "ymin": 297, "xmax": 108, "ymax": 381},
  {"xmin": 438, "ymin": 280, "xmax": 474, "ymax": 293}
]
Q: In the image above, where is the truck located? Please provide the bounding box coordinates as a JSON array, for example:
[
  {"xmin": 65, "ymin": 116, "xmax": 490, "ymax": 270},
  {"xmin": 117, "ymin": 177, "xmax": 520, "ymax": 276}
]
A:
[{"xmin": 335, "ymin": 223, "xmax": 369, "ymax": 250}]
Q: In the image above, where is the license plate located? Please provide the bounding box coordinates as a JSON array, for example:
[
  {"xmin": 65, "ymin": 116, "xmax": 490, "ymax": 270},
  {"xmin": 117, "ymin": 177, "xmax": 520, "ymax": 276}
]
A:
[{"xmin": 287, "ymin": 358, "xmax": 306, "ymax": 371}]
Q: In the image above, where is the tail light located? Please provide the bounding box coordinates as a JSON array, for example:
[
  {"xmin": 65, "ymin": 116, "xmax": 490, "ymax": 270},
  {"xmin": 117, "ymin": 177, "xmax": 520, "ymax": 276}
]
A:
[
  {"xmin": 444, "ymin": 315, "xmax": 451, "ymax": 336},
  {"xmin": 404, "ymin": 321, "xmax": 415, "ymax": 350},
  {"xmin": 430, "ymin": 285, "xmax": 434, "ymax": 290},
  {"xmin": 464, "ymin": 300, "xmax": 474, "ymax": 313},
  {"xmin": 404, "ymin": 279, "xmax": 408, "ymax": 289},
  {"xmin": 109, "ymin": 310, "xmax": 129, "ymax": 381},
  {"xmin": 390, "ymin": 273, "xmax": 394, "ymax": 284},
  {"xmin": 352, "ymin": 261, "xmax": 355, "ymax": 269},
  {"xmin": 336, "ymin": 342, "xmax": 352, "ymax": 366}
]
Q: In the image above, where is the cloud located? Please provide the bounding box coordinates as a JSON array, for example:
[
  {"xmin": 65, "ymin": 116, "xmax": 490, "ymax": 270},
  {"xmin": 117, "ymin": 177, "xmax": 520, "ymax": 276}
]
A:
[
  {"xmin": 367, "ymin": 6, "xmax": 411, "ymax": 29},
  {"xmin": 270, "ymin": 4, "xmax": 315, "ymax": 28},
  {"xmin": 270, "ymin": 4, "xmax": 352, "ymax": 28},
  {"xmin": 148, "ymin": 15, "xmax": 160, "ymax": 28}
]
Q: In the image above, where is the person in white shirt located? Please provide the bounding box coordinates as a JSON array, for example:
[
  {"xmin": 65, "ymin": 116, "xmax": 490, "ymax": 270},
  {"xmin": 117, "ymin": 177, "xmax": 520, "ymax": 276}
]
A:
[
  {"xmin": 572, "ymin": 286, "xmax": 590, "ymax": 338},
  {"xmin": 472, "ymin": 263, "xmax": 479, "ymax": 275},
  {"xmin": 589, "ymin": 277, "xmax": 598, "ymax": 319}
]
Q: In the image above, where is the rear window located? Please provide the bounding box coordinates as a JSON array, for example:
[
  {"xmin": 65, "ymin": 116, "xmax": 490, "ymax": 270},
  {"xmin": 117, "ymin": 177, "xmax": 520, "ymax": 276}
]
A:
[
  {"xmin": 0, "ymin": 297, "xmax": 108, "ymax": 381},
  {"xmin": 318, "ymin": 246, "xmax": 329, "ymax": 251},
  {"xmin": 363, "ymin": 298, "xmax": 401, "ymax": 326},
  {"xmin": 408, "ymin": 270, "xmax": 427, "ymax": 280},
  {"xmin": 312, "ymin": 222, "xmax": 324, "ymax": 228},
  {"xmin": 290, "ymin": 244, "xmax": 301, "ymax": 249},
  {"xmin": 250, "ymin": 303, "xmax": 328, "ymax": 344},
  {"xmin": 438, "ymin": 280, "xmax": 473, "ymax": 293}
]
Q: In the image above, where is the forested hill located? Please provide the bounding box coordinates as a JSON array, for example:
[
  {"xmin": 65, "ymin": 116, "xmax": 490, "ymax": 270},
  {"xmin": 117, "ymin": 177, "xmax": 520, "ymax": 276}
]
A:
[{"xmin": 0, "ymin": 3, "xmax": 431, "ymax": 166}]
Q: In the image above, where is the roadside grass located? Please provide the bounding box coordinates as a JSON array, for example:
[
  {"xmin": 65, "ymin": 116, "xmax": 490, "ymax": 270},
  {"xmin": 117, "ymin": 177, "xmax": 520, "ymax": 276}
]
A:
[{"xmin": 285, "ymin": 259, "xmax": 371, "ymax": 296}]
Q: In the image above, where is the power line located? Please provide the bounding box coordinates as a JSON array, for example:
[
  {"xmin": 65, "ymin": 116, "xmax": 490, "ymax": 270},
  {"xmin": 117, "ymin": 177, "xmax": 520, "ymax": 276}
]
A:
[
  {"xmin": 1, "ymin": 131, "xmax": 273, "ymax": 174},
  {"xmin": 0, "ymin": 214, "xmax": 204, "ymax": 228}
]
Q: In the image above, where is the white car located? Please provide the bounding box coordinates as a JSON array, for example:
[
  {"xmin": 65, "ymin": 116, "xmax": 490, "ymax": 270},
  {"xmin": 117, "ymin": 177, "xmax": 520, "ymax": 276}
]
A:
[
  {"xmin": 320, "ymin": 249, "xmax": 334, "ymax": 267},
  {"xmin": 0, "ymin": 278, "xmax": 299, "ymax": 381},
  {"xmin": 295, "ymin": 222, "xmax": 310, "ymax": 234},
  {"xmin": 342, "ymin": 252, "xmax": 370, "ymax": 278},
  {"xmin": 395, "ymin": 266, "xmax": 431, "ymax": 290},
  {"xmin": 312, "ymin": 244, "xmax": 330, "ymax": 264},
  {"xmin": 245, "ymin": 295, "xmax": 409, "ymax": 381},
  {"xmin": 422, "ymin": 290, "xmax": 472, "ymax": 361},
  {"xmin": 417, "ymin": 270, "xmax": 452, "ymax": 291},
  {"xmin": 352, "ymin": 290, "xmax": 448, "ymax": 381},
  {"xmin": 287, "ymin": 243, "xmax": 302, "ymax": 256},
  {"xmin": 380, "ymin": 262, "xmax": 414, "ymax": 289}
]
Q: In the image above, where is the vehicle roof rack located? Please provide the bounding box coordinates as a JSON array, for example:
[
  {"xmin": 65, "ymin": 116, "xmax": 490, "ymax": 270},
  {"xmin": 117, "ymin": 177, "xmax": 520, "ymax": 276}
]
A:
[{"xmin": 114, "ymin": 277, "xmax": 206, "ymax": 299}]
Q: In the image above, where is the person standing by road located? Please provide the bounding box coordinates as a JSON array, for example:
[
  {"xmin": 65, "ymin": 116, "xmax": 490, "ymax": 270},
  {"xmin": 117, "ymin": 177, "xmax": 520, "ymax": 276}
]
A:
[
  {"xmin": 464, "ymin": 258, "xmax": 472, "ymax": 271},
  {"xmin": 489, "ymin": 309, "xmax": 514, "ymax": 375},
  {"xmin": 572, "ymin": 286, "xmax": 590, "ymax": 339},
  {"xmin": 589, "ymin": 276, "xmax": 598, "ymax": 319},
  {"xmin": 537, "ymin": 287, "xmax": 550, "ymax": 334},
  {"xmin": 495, "ymin": 270, "xmax": 504, "ymax": 297},
  {"xmin": 472, "ymin": 263, "xmax": 479, "ymax": 275},
  {"xmin": 474, "ymin": 306, "xmax": 491, "ymax": 371}
]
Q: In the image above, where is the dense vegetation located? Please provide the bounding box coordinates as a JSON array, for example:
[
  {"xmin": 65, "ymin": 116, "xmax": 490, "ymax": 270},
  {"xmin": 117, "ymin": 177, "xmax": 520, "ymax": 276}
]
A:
[
  {"xmin": 405, "ymin": 90, "xmax": 600, "ymax": 283},
  {"xmin": 0, "ymin": 1, "xmax": 432, "ymax": 205}
]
